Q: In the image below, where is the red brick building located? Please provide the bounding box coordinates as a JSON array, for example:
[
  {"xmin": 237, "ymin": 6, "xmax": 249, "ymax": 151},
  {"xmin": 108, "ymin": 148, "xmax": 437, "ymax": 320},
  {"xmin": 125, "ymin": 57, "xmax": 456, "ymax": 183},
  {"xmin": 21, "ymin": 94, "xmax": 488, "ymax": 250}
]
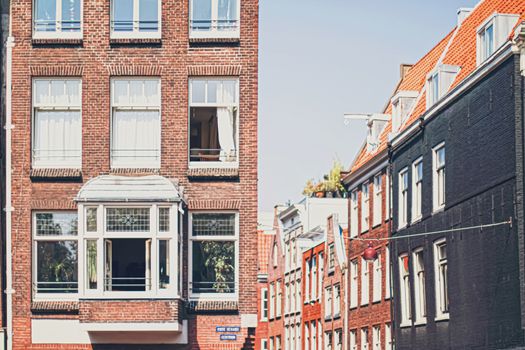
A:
[
  {"xmin": 5, "ymin": 0, "xmax": 258, "ymax": 347},
  {"xmin": 302, "ymin": 241, "xmax": 324, "ymax": 350}
]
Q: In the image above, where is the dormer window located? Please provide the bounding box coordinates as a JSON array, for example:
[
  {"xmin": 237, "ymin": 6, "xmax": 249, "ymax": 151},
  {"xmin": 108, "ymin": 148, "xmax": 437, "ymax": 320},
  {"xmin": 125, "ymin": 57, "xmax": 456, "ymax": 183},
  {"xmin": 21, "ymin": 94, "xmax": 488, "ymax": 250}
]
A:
[
  {"xmin": 391, "ymin": 91, "xmax": 418, "ymax": 132},
  {"xmin": 426, "ymin": 64, "xmax": 460, "ymax": 108},
  {"xmin": 477, "ymin": 13, "xmax": 520, "ymax": 65},
  {"xmin": 366, "ymin": 114, "xmax": 389, "ymax": 152}
]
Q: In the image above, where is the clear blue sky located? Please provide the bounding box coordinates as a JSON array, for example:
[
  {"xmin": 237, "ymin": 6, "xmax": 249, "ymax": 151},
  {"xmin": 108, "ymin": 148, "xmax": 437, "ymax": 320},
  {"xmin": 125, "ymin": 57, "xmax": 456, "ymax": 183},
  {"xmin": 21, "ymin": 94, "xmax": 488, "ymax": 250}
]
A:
[{"xmin": 258, "ymin": 0, "xmax": 479, "ymax": 211}]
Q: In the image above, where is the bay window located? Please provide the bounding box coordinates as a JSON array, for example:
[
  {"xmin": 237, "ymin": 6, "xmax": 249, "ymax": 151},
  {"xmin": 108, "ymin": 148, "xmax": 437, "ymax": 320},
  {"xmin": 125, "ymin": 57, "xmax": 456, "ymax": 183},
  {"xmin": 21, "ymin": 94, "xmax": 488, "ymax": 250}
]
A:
[
  {"xmin": 111, "ymin": 78, "xmax": 161, "ymax": 168},
  {"xmin": 189, "ymin": 78, "xmax": 239, "ymax": 166},
  {"xmin": 190, "ymin": 212, "xmax": 238, "ymax": 299},
  {"xmin": 111, "ymin": 0, "xmax": 161, "ymax": 38},
  {"xmin": 32, "ymin": 78, "xmax": 82, "ymax": 169},
  {"xmin": 33, "ymin": 212, "xmax": 79, "ymax": 298},
  {"xmin": 190, "ymin": 0, "xmax": 240, "ymax": 38},
  {"xmin": 33, "ymin": 0, "xmax": 82, "ymax": 39}
]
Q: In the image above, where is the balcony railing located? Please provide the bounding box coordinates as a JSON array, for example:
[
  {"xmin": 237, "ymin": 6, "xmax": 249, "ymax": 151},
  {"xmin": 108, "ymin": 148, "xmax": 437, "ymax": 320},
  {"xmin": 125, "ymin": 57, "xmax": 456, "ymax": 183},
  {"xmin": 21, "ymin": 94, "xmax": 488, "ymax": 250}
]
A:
[
  {"xmin": 34, "ymin": 281, "xmax": 78, "ymax": 294},
  {"xmin": 111, "ymin": 20, "xmax": 159, "ymax": 33},
  {"xmin": 190, "ymin": 281, "xmax": 236, "ymax": 294},
  {"xmin": 32, "ymin": 149, "xmax": 81, "ymax": 167},
  {"xmin": 34, "ymin": 20, "xmax": 81, "ymax": 33},
  {"xmin": 189, "ymin": 148, "xmax": 237, "ymax": 162},
  {"xmin": 104, "ymin": 277, "xmax": 152, "ymax": 291}
]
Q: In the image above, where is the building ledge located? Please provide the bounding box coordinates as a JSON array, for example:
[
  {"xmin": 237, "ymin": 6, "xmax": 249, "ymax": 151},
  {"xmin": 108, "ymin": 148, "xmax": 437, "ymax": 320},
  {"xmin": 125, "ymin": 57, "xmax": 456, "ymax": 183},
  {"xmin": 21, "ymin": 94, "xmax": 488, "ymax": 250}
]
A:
[
  {"xmin": 79, "ymin": 321, "xmax": 182, "ymax": 332},
  {"xmin": 189, "ymin": 37, "xmax": 240, "ymax": 45},
  {"xmin": 186, "ymin": 300, "xmax": 238, "ymax": 313},
  {"xmin": 32, "ymin": 38, "xmax": 83, "ymax": 46},
  {"xmin": 110, "ymin": 38, "xmax": 162, "ymax": 46},
  {"xmin": 109, "ymin": 168, "xmax": 161, "ymax": 176},
  {"xmin": 187, "ymin": 167, "xmax": 239, "ymax": 179},
  {"xmin": 30, "ymin": 168, "xmax": 82, "ymax": 181},
  {"xmin": 31, "ymin": 301, "xmax": 79, "ymax": 314}
]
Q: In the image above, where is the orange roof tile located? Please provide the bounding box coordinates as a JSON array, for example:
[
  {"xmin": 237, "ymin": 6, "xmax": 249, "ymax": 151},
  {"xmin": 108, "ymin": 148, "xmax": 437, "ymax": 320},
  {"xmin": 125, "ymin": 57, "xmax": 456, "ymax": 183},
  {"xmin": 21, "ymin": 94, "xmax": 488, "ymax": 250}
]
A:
[{"xmin": 258, "ymin": 229, "xmax": 275, "ymax": 274}]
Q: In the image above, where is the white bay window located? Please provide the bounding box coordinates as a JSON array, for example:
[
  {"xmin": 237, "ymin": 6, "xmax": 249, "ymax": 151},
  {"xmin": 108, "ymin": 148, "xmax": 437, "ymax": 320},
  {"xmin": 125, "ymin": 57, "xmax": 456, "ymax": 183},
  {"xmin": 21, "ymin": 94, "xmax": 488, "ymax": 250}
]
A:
[
  {"xmin": 33, "ymin": 0, "xmax": 82, "ymax": 39},
  {"xmin": 32, "ymin": 78, "xmax": 82, "ymax": 169},
  {"xmin": 189, "ymin": 78, "xmax": 239, "ymax": 167},
  {"xmin": 111, "ymin": 78, "xmax": 161, "ymax": 168},
  {"xmin": 190, "ymin": 0, "xmax": 240, "ymax": 39},
  {"xmin": 111, "ymin": 0, "xmax": 161, "ymax": 39}
]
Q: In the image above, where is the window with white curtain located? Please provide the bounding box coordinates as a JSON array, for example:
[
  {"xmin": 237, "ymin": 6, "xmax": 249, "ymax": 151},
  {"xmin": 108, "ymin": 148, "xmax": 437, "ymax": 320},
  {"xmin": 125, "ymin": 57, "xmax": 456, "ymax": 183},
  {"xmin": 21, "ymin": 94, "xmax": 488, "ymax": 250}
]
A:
[
  {"xmin": 433, "ymin": 143, "xmax": 446, "ymax": 211},
  {"xmin": 276, "ymin": 280, "xmax": 282, "ymax": 317},
  {"xmin": 385, "ymin": 246, "xmax": 391, "ymax": 299},
  {"xmin": 335, "ymin": 329, "xmax": 343, "ymax": 350},
  {"xmin": 269, "ymin": 282, "xmax": 275, "ymax": 319},
  {"xmin": 325, "ymin": 331, "xmax": 332, "ymax": 350},
  {"xmin": 373, "ymin": 174, "xmax": 382, "ymax": 226},
  {"xmin": 372, "ymin": 326, "xmax": 381, "ymax": 350},
  {"xmin": 312, "ymin": 255, "xmax": 317, "ymax": 301},
  {"xmin": 333, "ymin": 284, "xmax": 341, "ymax": 317},
  {"xmin": 324, "ymin": 286, "xmax": 332, "ymax": 319},
  {"xmin": 190, "ymin": 0, "xmax": 240, "ymax": 38},
  {"xmin": 361, "ymin": 258, "xmax": 369, "ymax": 305},
  {"xmin": 361, "ymin": 182, "xmax": 370, "ymax": 232},
  {"xmin": 261, "ymin": 287, "xmax": 268, "ymax": 321},
  {"xmin": 434, "ymin": 239, "xmax": 449, "ymax": 319},
  {"xmin": 33, "ymin": 0, "xmax": 82, "ymax": 39},
  {"xmin": 350, "ymin": 189, "xmax": 359, "ymax": 237},
  {"xmin": 189, "ymin": 78, "xmax": 239, "ymax": 166},
  {"xmin": 413, "ymin": 248, "xmax": 426, "ymax": 323},
  {"xmin": 372, "ymin": 253, "xmax": 382, "ymax": 302},
  {"xmin": 111, "ymin": 78, "xmax": 161, "ymax": 168},
  {"xmin": 399, "ymin": 253, "xmax": 412, "ymax": 325},
  {"xmin": 318, "ymin": 252, "xmax": 324, "ymax": 300},
  {"xmin": 311, "ymin": 321, "xmax": 317, "ymax": 350},
  {"xmin": 111, "ymin": 0, "xmax": 161, "ymax": 39},
  {"xmin": 361, "ymin": 328, "xmax": 369, "ymax": 350},
  {"xmin": 33, "ymin": 79, "xmax": 82, "ymax": 168},
  {"xmin": 385, "ymin": 324, "xmax": 393, "ymax": 350},
  {"xmin": 350, "ymin": 259, "xmax": 358, "ymax": 308},
  {"xmin": 398, "ymin": 168, "xmax": 409, "ymax": 228},
  {"xmin": 305, "ymin": 259, "xmax": 311, "ymax": 302},
  {"xmin": 318, "ymin": 320, "xmax": 323, "ymax": 350},
  {"xmin": 412, "ymin": 158, "xmax": 423, "ymax": 222},
  {"xmin": 350, "ymin": 330, "xmax": 357, "ymax": 350},
  {"xmin": 305, "ymin": 323, "xmax": 310, "ymax": 350}
]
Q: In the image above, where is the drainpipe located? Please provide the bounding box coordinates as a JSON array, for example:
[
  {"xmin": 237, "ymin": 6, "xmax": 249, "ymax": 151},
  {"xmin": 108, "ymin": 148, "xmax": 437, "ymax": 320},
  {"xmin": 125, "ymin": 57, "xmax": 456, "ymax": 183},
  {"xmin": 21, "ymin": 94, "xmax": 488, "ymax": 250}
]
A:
[{"xmin": 5, "ymin": 6, "xmax": 14, "ymax": 349}]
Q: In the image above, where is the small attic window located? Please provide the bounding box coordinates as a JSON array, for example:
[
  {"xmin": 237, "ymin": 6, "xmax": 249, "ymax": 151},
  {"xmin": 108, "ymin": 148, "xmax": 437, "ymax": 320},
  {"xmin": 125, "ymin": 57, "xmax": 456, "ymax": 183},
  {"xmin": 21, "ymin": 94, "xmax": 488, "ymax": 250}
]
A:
[
  {"xmin": 426, "ymin": 64, "xmax": 460, "ymax": 108},
  {"xmin": 366, "ymin": 114, "xmax": 389, "ymax": 152},
  {"xmin": 477, "ymin": 13, "xmax": 520, "ymax": 66},
  {"xmin": 391, "ymin": 91, "xmax": 418, "ymax": 132}
]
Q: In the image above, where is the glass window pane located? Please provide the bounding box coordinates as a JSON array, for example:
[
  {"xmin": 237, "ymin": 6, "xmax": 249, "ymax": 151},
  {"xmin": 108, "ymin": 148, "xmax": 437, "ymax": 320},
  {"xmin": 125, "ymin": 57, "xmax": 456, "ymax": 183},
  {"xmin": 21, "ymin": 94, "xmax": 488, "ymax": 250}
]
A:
[
  {"xmin": 217, "ymin": 0, "xmax": 237, "ymax": 29},
  {"xmin": 35, "ymin": 0, "xmax": 57, "ymax": 32},
  {"xmin": 139, "ymin": 0, "xmax": 158, "ymax": 32},
  {"xmin": 113, "ymin": 0, "xmax": 134, "ymax": 32},
  {"xmin": 36, "ymin": 212, "xmax": 78, "ymax": 236},
  {"xmin": 159, "ymin": 240, "xmax": 170, "ymax": 289},
  {"xmin": 113, "ymin": 80, "xmax": 129, "ymax": 106},
  {"xmin": 192, "ymin": 241, "xmax": 235, "ymax": 293},
  {"xmin": 106, "ymin": 208, "xmax": 150, "ymax": 232},
  {"xmin": 61, "ymin": 0, "xmax": 81, "ymax": 32},
  {"xmin": 158, "ymin": 207, "xmax": 170, "ymax": 232},
  {"xmin": 129, "ymin": 80, "xmax": 144, "ymax": 105},
  {"xmin": 36, "ymin": 241, "xmax": 78, "ymax": 293},
  {"xmin": 192, "ymin": 0, "xmax": 212, "ymax": 30},
  {"xmin": 222, "ymin": 80, "xmax": 236, "ymax": 104},
  {"xmin": 51, "ymin": 80, "xmax": 65, "ymax": 105},
  {"xmin": 144, "ymin": 79, "xmax": 160, "ymax": 105},
  {"xmin": 192, "ymin": 213, "xmax": 236, "ymax": 236},
  {"xmin": 34, "ymin": 80, "xmax": 50, "ymax": 105},
  {"xmin": 86, "ymin": 208, "xmax": 98, "ymax": 232},
  {"xmin": 207, "ymin": 80, "xmax": 218, "ymax": 103},
  {"xmin": 65, "ymin": 80, "xmax": 81, "ymax": 106},
  {"xmin": 86, "ymin": 240, "xmax": 97, "ymax": 289},
  {"xmin": 191, "ymin": 80, "xmax": 206, "ymax": 104}
]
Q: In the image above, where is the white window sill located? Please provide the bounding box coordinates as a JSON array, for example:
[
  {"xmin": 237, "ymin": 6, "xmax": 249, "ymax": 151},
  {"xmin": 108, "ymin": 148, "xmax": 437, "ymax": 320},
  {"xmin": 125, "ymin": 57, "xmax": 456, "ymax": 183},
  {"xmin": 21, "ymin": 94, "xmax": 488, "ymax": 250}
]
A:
[
  {"xmin": 32, "ymin": 164, "xmax": 82, "ymax": 169},
  {"xmin": 360, "ymin": 301, "xmax": 369, "ymax": 307},
  {"xmin": 435, "ymin": 314, "xmax": 450, "ymax": 322},
  {"xmin": 398, "ymin": 223, "xmax": 407, "ymax": 230},
  {"xmin": 411, "ymin": 216, "xmax": 422, "ymax": 224},
  {"xmin": 189, "ymin": 161, "xmax": 239, "ymax": 169},
  {"xmin": 33, "ymin": 294, "xmax": 79, "ymax": 301},
  {"xmin": 189, "ymin": 294, "xmax": 238, "ymax": 301},
  {"xmin": 189, "ymin": 30, "xmax": 240, "ymax": 40},
  {"xmin": 33, "ymin": 31, "xmax": 83, "ymax": 40},
  {"xmin": 399, "ymin": 321, "xmax": 412, "ymax": 328},
  {"xmin": 111, "ymin": 163, "xmax": 160, "ymax": 169},
  {"xmin": 110, "ymin": 32, "xmax": 161, "ymax": 40},
  {"xmin": 432, "ymin": 206, "xmax": 445, "ymax": 215},
  {"xmin": 413, "ymin": 319, "xmax": 427, "ymax": 326},
  {"xmin": 372, "ymin": 298, "xmax": 381, "ymax": 304}
]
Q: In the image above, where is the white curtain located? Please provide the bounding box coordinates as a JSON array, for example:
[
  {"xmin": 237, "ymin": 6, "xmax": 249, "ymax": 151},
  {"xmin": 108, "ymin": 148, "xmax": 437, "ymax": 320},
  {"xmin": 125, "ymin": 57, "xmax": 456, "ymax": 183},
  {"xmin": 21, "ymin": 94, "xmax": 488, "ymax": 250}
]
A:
[
  {"xmin": 112, "ymin": 110, "xmax": 160, "ymax": 166},
  {"xmin": 34, "ymin": 110, "xmax": 81, "ymax": 166},
  {"xmin": 217, "ymin": 107, "xmax": 235, "ymax": 162}
]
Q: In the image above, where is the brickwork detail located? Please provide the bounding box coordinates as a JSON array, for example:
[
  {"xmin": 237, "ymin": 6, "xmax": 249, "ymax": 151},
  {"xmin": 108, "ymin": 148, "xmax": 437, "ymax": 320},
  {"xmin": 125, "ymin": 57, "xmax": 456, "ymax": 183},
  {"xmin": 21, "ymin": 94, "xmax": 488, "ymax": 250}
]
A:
[
  {"xmin": 30, "ymin": 65, "xmax": 83, "ymax": 76},
  {"xmin": 187, "ymin": 65, "xmax": 242, "ymax": 76}
]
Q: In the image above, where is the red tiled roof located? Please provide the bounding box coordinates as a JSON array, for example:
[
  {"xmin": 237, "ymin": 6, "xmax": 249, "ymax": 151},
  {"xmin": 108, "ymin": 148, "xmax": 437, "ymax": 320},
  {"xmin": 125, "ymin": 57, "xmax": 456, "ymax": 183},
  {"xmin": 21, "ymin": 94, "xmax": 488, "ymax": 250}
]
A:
[{"xmin": 258, "ymin": 229, "xmax": 275, "ymax": 274}]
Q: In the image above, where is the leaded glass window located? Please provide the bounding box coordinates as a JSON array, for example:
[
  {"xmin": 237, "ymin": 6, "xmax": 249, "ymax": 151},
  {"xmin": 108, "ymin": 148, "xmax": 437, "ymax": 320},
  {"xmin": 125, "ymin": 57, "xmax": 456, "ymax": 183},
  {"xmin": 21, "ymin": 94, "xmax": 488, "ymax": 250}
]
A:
[{"xmin": 106, "ymin": 208, "xmax": 150, "ymax": 232}]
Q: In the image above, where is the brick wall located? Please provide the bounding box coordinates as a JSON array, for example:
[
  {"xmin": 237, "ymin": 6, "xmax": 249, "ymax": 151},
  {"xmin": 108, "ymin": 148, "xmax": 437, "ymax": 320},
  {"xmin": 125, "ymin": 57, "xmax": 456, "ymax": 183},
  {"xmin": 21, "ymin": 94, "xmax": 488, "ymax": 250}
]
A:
[
  {"xmin": 9, "ymin": 0, "xmax": 258, "ymax": 348},
  {"xmin": 302, "ymin": 243, "xmax": 323, "ymax": 349}
]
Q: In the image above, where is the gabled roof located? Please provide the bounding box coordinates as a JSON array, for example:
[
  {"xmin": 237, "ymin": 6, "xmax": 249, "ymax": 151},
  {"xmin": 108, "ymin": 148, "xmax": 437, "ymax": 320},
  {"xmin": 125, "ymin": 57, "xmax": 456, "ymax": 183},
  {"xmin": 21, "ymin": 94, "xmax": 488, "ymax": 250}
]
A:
[{"xmin": 258, "ymin": 229, "xmax": 275, "ymax": 275}]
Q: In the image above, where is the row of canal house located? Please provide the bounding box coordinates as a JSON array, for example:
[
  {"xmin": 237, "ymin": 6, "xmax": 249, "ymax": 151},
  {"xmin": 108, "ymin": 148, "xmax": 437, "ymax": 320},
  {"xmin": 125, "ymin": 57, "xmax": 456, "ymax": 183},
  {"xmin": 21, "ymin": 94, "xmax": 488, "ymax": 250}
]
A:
[{"xmin": 258, "ymin": 0, "xmax": 525, "ymax": 349}]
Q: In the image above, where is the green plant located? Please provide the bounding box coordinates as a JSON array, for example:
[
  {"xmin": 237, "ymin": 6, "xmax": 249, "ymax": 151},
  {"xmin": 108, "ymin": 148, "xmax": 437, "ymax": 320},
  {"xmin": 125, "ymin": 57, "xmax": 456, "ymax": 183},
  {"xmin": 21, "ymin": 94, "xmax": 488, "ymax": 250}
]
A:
[{"xmin": 302, "ymin": 160, "xmax": 345, "ymax": 197}]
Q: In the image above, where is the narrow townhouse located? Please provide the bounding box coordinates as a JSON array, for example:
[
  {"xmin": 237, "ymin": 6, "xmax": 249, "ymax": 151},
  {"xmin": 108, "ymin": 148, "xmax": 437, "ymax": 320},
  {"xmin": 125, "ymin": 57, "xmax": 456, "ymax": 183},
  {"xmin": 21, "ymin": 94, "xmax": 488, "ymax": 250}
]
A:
[
  {"xmin": 4, "ymin": 0, "xmax": 259, "ymax": 348},
  {"xmin": 256, "ymin": 219, "xmax": 275, "ymax": 350},
  {"xmin": 321, "ymin": 214, "xmax": 347, "ymax": 350},
  {"xmin": 301, "ymin": 236, "xmax": 324, "ymax": 350},
  {"xmin": 387, "ymin": 1, "xmax": 525, "ymax": 348}
]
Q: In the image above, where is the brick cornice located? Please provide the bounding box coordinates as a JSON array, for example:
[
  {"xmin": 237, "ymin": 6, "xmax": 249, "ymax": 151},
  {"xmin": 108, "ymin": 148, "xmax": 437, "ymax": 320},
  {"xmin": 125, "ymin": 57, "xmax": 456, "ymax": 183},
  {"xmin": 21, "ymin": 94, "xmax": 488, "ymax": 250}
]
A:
[
  {"xmin": 31, "ymin": 199, "xmax": 77, "ymax": 210},
  {"xmin": 188, "ymin": 199, "xmax": 241, "ymax": 210},
  {"xmin": 30, "ymin": 65, "xmax": 83, "ymax": 76},
  {"xmin": 187, "ymin": 65, "xmax": 242, "ymax": 76},
  {"xmin": 108, "ymin": 65, "xmax": 163, "ymax": 76}
]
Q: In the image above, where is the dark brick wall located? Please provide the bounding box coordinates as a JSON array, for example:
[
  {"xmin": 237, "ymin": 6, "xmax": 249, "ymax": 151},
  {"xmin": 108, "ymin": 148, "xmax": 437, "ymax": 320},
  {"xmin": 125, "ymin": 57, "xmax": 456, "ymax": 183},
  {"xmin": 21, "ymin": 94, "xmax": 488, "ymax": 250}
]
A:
[{"xmin": 391, "ymin": 55, "xmax": 524, "ymax": 349}]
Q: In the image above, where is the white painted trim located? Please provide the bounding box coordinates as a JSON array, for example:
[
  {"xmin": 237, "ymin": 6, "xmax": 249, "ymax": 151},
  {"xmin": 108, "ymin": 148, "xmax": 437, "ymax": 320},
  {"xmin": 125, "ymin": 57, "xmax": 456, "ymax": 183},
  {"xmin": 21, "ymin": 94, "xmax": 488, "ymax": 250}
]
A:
[
  {"xmin": 433, "ymin": 238, "xmax": 449, "ymax": 321},
  {"xmin": 80, "ymin": 322, "xmax": 182, "ymax": 332},
  {"xmin": 411, "ymin": 157, "xmax": 423, "ymax": 223},
  {"xmin": 411, "ymin": 247, "xmax": 427, "ymax": 325},
  {"xmin": 188, "ymin": 0, "xmax": 240, "ymax": 39},
  {"xmin": 432, "ymin": 142, "xmax": 446, "ymax": 213},
  {"xmin": 32, "ymin": 0, "xmax": 84, "ymax": 40},
  {"xmin": 109, "ymin": 0, "xmax": 162, "ymax": 39},
  {"xmin": 398, "ymin": 168, "xmax": 409, "ymax": 229}
]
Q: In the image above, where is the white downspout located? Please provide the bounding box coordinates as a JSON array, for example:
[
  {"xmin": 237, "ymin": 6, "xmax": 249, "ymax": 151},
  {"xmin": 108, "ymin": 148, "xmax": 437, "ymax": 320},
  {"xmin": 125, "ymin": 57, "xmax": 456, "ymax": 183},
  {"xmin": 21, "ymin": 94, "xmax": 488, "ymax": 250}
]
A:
[{"xmin": 5, "ymin": 5, "xmax": 15, "ymax": 348}]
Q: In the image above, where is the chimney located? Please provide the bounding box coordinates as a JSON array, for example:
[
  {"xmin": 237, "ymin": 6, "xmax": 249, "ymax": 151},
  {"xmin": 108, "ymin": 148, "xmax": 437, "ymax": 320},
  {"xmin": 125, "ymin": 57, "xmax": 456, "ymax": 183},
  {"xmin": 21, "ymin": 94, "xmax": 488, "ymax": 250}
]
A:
[
  {"xmin": 457, "ymin": 8, "xmax": 472, "ymax": 26},
  {"xmin": 400, "ymin": 64, "xmax": 413, "ymax": 79}
]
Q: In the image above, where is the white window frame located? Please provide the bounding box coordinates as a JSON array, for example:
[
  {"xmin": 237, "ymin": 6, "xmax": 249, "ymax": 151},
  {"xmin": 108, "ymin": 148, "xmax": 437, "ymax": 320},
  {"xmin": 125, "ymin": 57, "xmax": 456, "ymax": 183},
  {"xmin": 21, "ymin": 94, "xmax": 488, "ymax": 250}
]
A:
[
  {"xmin": 260, "ymin": 287, "xmax": 268, "ymax": 321},
  {"xmin": 32, "ymin": 78, "xmax": 82, "ymax": 169},
  {"xmin": 324, "ymin": 286, "xmax": 332, "ymax": 319},
  {"xmin": 361, "ymin": 328, "xmax": 369, "ymax": 350},
  {"xmin": 269, "ymin": 282, "xmax": 275, "ymax": 319},
  {"xmin": 399, "ymin": 253, "xmax": 412, "ymax": 326},
  {"xmin": 261, "ymin": 339, "xmax": 268, "ymax": 350},
  {"xmin": 188, "ymin": 77, "xmax": 240, "ymax": 168},
  {"xmin": 311, "ymin": 321, "xmax": 317, "ymax": 350},
  {"xmin": 305, "ymin": 323, "xmax": 310, "ymax": 350},
  {"xmin": 385, "ymin": 323, "xmax": 393, "ymax": 350},
  {"xmin": 189, "ymin": 0, "xmax": 240, "ymax": 39},
  {"xmin": 350, "ymin": 330, "xmax": 357, "ymax": 350},
  {"xmin": 426, "ymin": 65, "xmax": 460, "ymax": 108},
  {"xmin": 361, "ymin": 258, "xmax": 369, "ymax": 306},
  {"xmin": 276, "ymin": 280, "xmax": 282, "ymax": 318},
  {"xmin": 312, "ymin": 255, "xmax": 317, "ymax": 301},
  {"xmin": 333, "ymin": 284, "xmax": 341, "ymax": 317},
  {"xmin": 110, "ymin": 0, "xmax": 162, "ymax": 39},
  {"xmin": 350, "ymin": 259, "xmax": 358, "ymax": 308},
  {"xmin": 328, "ymin": 243, "xmax": 335, "ymax": 272},
  {"xmin": 32, "ymin": 0, "xmax": 83, "ymax": 39},
  {"xmin": 385, "ymin": 246, "xmax": 391, "ymax": 300},
  {"xmin": 325, "ymin": 331, "xmax": 333, "ymax": 350},
  {"xmin": 478, "ymin": 19, "xmax": 495, "ymax": 64},
  {"xmin": 412, "ymin": 158, "xmax": 423, "ymax": 222},
  {"xmin": 434, "ymin": 238, "xmax": 449, "ymax": 320},
  {"xmin": 110, "ymin": 77, "xmax": 161, "ymax": 169},
  {"xmin": 386, "ymin": 167, "xmax": 391, "ymax": 221},
  {"xmin": 373, "ymin": 174, "xmax": 382, "ymax": 227},
  {"xmin": 350, "ymin": 189, "xmax": 359, "ymax": 237},
  {"xmin": 413, "ymin": 248, "xmax": 427, "ymax": 324},
  {"xmin": 305, "ymin": 258, "xmax": 311, "ymax": 303},
  {"xmin": 188, "ymin": 211, "xmax": 239, "ymax": 300},
  {"xmin": 361, "ymin": 182, "xmax": 370, "ymax": 232},
  {"xmin": 372, "ymin": 253, "xmax": 382, "ymax": 302},
  {"xmin": 372, "ymin": 325, "xmax": 381, "ymax": 350},
  {"xmin": 433, "ymin": 143, "xmax": 446, "ymax": 212},
  {"xmin": 318, "ymin": 252, "xmax": 323, "ymax": 301},
  {"xmin": 398, "ymin": 168, "xmax": 409, "ymax": 229},
  {"xmin": 335, "ymin": 329, "xmax": 343, "ymax": 350}
]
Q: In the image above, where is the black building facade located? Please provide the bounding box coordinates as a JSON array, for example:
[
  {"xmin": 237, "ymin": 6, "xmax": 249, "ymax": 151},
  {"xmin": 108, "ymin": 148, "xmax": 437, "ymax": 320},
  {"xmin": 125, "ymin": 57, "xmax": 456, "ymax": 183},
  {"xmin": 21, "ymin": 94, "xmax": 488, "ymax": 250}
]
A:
[{"xmin": 390, "ymin": 53, "xmax": 525, "ymax": 349}]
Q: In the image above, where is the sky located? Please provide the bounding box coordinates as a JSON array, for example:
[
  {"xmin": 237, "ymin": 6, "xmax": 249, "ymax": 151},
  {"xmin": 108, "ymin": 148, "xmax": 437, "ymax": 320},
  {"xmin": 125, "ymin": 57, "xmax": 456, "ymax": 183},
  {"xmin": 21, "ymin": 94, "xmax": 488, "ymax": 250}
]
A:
[{"xmin": 258, "ymin": 0, "xmax": 479, "ymax": 212}]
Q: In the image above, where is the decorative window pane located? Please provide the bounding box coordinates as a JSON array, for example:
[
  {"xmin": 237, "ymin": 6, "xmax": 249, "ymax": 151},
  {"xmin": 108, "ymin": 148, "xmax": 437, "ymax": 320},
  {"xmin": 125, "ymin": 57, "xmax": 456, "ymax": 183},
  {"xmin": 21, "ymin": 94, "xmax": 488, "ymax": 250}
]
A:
[
  {"xmin": 192, "ymin": 241, "xmax": 235, "ymax": 293},
  {"xmin": 106, "ymin": 208, "xmax": 150, "ymax": 232},
  {"xmin": 158, "ymin": 207, "xmax": 170, "ymax": 232},
  {"xmin": 36, "ymin": 212, "xmax": 78, "ymax": 236},
  {"xmin": 158, "ymin": 240, "xmax": 170, "ymax": 289},
  {"xmin": 86, "ymin": 239, "xmax": 97, "ymax": 290},
  {"xmin": 192, "ymin": 213, "xmax": 235, "ymax": 236},
  {"xmin": 86, "ymin": 207, "xmax": 97, "ymax": 232},
  {"xmin": 36, "ymin": 241, "xmax": 78, "ymax": 293}
]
